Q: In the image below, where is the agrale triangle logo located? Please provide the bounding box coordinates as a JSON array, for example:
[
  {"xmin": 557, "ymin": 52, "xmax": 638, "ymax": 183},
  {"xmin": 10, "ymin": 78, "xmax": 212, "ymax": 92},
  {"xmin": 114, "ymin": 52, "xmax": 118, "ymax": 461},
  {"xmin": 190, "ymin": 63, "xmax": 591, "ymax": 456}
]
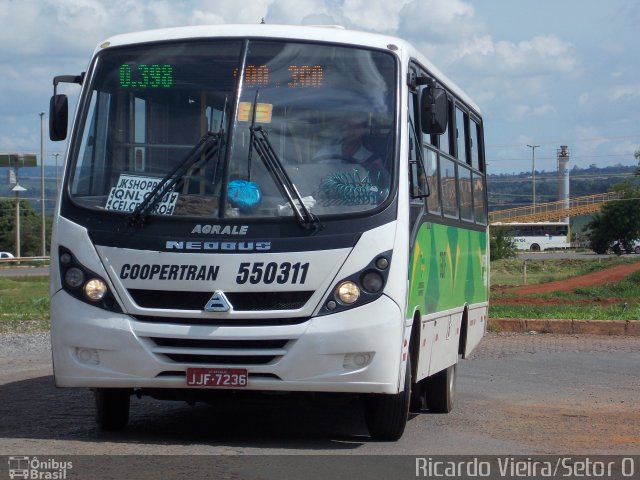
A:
[
  {"xmin": 204, "ymin": 291, "xmax": 231, "ymax": 312},
  {"xmin": 7, "ymin": 456, "xmax": 73, "ymax": 479}
]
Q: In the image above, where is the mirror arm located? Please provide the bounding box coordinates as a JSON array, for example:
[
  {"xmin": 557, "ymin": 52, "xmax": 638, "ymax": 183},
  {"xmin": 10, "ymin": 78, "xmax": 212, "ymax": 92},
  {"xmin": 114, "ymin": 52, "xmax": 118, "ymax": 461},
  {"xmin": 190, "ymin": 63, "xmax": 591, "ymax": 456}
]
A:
[{"xmin": 53, "ymin": 73, "xmax": 85, "ymax": 96}]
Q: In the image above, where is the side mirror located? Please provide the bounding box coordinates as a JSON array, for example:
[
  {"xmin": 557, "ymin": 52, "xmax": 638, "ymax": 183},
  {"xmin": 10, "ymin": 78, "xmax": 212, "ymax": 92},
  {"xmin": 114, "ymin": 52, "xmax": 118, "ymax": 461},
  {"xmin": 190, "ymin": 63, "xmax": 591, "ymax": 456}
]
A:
[
  {"xmin": 420, "ymin": 86, "xmax": 448, "ymax": 135},
  {"xmin": 49, "ymin": 94, "xmax": 68, "ymax": 141}
]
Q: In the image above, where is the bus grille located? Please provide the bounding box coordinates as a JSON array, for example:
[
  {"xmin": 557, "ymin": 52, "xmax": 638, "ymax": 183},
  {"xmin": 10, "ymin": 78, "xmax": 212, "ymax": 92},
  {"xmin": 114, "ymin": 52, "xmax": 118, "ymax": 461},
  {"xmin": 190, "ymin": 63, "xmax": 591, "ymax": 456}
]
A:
[
  {"xmin": 145, "ymin": 337, "xmax": 290, "ymax": 366},
  {"xmin": 131, "ymin": 315, "xmax": 310, "ymax": 327},
  {"xmin": 128, "ymin": 289, "xmax": 313, "ymax": 311}
]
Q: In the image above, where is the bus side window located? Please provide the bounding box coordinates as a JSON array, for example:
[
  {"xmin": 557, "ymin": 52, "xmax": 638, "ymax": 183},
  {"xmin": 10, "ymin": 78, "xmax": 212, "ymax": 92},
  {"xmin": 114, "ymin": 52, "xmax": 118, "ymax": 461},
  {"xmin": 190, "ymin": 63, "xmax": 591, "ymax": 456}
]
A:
[
  {"xmin": 455, "ymin": 107, "xmax": 468, "ymax": 164},
  {"xmin": 458, "ymin": 164, "xmax": 473, "ymax": 222},
  {"xmin": 425, "ymin": 147, "xmax": 441, "ymax": 215},
  {"xmin": 473, "ymin": 172, "xmax": 486, "ymax": 224},
  {"xmin": 441, "ymin": 156, "xmax": 458, "ymax": 219},
  {"xmin": 470, "ymin": 118, "xmax": 481, "ymax": 171},
  {"xmin": 438, "ymin": 99, "xmax": 453, "ymax": 155}
]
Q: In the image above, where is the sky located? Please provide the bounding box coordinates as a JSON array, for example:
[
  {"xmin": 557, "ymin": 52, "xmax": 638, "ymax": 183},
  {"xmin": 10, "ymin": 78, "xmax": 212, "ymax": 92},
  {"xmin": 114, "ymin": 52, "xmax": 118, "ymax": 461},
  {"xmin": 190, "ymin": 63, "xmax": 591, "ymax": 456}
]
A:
[{"xmin": 0, "ymin": 0, "xmax": 639, "ymax": 175}]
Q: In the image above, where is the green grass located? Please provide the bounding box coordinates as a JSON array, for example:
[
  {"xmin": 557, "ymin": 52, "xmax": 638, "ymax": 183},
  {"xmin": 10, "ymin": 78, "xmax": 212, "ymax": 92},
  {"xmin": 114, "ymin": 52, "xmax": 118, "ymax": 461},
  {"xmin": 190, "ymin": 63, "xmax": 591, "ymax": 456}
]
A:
[
  {"xmin": 0, "ymin": 276, "xmax": 50, "ymax": 333},
  {"xmin": 489, "ymin": 303, "xmax": 640, "ymax": 321},
  {"xmin": 490, "ymin": 265, "xmax": 640, "ymax": 321}
]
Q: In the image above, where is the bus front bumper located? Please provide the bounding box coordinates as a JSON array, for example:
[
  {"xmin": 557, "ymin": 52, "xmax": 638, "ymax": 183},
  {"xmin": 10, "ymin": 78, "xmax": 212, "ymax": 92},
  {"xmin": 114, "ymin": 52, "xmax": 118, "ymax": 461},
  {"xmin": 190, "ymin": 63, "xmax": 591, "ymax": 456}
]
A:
[{"xmin": 50, "ymin": 290, "xmax": 404, "ymax": 394}]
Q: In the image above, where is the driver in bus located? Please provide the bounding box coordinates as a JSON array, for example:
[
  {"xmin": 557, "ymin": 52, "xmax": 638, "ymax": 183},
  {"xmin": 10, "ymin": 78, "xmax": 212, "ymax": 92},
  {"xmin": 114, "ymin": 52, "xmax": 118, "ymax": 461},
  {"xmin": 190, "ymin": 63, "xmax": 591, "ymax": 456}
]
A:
[
  {"xmin": 314, "ymin": 114, "xmax": 383, "ymax": 167},
  {"xmin": 313, "ymin": 113, "xmax": 390, "ymax": 191}
]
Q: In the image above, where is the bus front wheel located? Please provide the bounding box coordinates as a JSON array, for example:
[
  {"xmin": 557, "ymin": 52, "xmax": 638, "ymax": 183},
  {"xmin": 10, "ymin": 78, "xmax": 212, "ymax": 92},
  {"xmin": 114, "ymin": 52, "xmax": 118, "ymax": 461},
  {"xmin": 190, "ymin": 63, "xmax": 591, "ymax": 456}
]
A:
[
  {"xmin": 426, "ymin": 364, "xmax": 456, "ymax": 413},
  {"xmin": 364, "ymin": 357, "xmax": 411, "ymax": 441},
  {"xmin": 95, "ymin": 388, "xmax": 131, "ymax": 430}
]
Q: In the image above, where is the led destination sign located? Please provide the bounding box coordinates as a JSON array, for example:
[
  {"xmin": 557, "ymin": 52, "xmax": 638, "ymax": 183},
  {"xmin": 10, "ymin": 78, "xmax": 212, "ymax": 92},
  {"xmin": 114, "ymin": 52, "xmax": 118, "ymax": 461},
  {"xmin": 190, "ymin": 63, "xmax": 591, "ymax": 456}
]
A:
[
  {"xmin": 119, "ymin": 63, "xmax": 173, "ymax": 88},
  {"xmin": 234, "ymin": 64, "xmax": 324, "ymax": 88},
  {"xmin": 118, "ymin": 63, "xmax": 324, "ymax": 89}
]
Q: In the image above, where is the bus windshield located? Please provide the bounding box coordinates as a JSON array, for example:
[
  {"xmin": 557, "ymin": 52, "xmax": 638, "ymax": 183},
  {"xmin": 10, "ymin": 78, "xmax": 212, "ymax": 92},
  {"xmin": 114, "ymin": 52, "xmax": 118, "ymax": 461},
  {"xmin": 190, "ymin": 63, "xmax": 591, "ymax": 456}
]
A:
[{"xmin": 68, "ymin": 39, "xmax": 396, "ymax": 219}]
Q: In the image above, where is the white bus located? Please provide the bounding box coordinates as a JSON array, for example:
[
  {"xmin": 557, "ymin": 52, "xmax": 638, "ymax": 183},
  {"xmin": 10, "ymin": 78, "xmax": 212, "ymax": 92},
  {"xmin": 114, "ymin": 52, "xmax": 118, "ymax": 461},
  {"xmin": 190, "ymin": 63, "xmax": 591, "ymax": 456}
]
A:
[
  {"xmin": 48, "ymin": 24, "xmax": 488, "ymax": 440},
  {"xmin": 493, "ymin": 222, "xmax": 570, "ymax": 251}
]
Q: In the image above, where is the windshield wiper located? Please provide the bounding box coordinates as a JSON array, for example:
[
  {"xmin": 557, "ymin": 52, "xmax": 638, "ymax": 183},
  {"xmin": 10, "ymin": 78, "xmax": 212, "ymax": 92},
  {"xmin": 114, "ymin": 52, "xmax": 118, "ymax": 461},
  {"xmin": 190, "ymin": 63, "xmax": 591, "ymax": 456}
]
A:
[
  {"xmin": 247, "ymin": 93, "xmax": 320, "ymax": 230},
  {"xmin": 128, "ymin": 130, "xmax": 223, "ymax": 227},
  {"xmin": 250, "ymin": 124, "xmax": 320, "ymax": 230}
]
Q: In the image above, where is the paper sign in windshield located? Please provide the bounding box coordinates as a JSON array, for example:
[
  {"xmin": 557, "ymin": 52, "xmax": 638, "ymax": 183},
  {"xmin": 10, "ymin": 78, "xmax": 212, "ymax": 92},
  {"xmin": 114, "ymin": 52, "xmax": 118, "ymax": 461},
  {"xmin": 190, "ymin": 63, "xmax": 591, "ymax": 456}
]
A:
[{"xmin": 105, "ymin": 174, "xmax": 179, "ymax": 215}]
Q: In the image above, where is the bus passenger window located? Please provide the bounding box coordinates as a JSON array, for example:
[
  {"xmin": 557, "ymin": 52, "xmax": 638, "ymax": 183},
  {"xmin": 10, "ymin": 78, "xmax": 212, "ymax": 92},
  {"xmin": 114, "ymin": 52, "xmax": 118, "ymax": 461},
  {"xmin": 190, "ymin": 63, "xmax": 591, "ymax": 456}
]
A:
[
  {"xmin": 472, "ymin": 173, "xmax": 486, "ymax": 224},
  {"xmin": 458, "ymin": 165, "xmax": 473, "ymax": 221},
  {"xmin": 439, "ymin": 100, "xmax": 453, "ymax": 155},
  {"xmin": 441, "ymin": 156, "xmax": 458, "ymax": 219},
  {"xmin": 455, "ymin": 107, "xmax": 468, "ymax": 164},
  {"xmin": 470, "ymin": 119, "xmax": 481, "ymax": 171},
  {"xmin": 425, "ymin": 147, "xmax": 441, "ymax": 215}
]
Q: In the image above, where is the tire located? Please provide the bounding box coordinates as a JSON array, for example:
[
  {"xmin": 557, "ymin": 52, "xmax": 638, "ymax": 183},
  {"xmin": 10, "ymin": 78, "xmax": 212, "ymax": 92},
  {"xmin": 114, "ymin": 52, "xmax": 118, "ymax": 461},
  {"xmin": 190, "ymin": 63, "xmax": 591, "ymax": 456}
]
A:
[
  {"xmin": 410, "ymin": 377, "xmax": 427, "ymax": 413},
  {"xmin": 95, "ymin": 388, "xmax": 131, "ymax": 430},
  {"xmin": 634, "ymin": 246, "xmax": 640, "ymax": 255},
  {"xmin": 364, "ymin": 357, "xmax": 411, "ymax": 441},
  {"xmin": 530, "ymin": 244, "xmax": 541, "ymax": 252},
  {"xmin": 425, "ymin": 364, "xmax": 456, "ymax": 413}
]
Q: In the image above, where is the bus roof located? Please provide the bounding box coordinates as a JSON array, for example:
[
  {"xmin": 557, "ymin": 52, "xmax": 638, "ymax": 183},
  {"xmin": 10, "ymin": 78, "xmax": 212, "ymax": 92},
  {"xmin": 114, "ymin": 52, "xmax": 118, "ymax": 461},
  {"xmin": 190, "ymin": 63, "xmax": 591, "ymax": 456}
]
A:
[{"xmin": 95, "ymin": 24, "xmax": 479, "ymax": 114}]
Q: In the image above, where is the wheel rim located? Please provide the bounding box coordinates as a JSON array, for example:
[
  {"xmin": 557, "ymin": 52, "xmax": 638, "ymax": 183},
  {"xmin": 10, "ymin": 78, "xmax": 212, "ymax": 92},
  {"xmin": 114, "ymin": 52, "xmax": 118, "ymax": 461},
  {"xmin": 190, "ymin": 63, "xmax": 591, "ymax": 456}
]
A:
[{"xmin": 448, "ymin": 366, "xmax": 455, "ymax": 397}]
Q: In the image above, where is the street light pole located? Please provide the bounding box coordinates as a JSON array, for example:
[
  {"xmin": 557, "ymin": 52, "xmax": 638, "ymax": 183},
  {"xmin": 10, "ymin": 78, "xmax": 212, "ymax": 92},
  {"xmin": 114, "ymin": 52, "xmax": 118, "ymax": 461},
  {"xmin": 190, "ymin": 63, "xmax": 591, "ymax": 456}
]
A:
[
  {"xmin": 52, "ymin": 153, "xmax": 60, "ymax": 194},
  {"xmin": 527, "ymin": 144, "xmax": 540, "ymax": 208},
  {"xmin": 39, "ymin": 111, "xmax": 46, "ymax": 257},
  {"xmin": 12, "ymin": 156, "xmax": 27, "ymax": 258}
]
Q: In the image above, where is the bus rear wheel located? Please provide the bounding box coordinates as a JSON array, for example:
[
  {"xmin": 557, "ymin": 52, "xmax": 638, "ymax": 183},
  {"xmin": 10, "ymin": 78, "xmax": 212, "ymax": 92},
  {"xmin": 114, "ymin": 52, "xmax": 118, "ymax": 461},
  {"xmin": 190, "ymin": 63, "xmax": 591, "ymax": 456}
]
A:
[
  {"xmin": 95, "ymin": 388, "xmax": 131, "ymax": 430},
  {"xmin": 425, "ymin": 364, "xmax": 456, "ymax": 413},
  {"xmin": 364, "ymin": 357, "xmax": 410, "ymax": 441},
  {"xmin": 530, "ymin": 244, "xmax": 541, "ymax": 252}
]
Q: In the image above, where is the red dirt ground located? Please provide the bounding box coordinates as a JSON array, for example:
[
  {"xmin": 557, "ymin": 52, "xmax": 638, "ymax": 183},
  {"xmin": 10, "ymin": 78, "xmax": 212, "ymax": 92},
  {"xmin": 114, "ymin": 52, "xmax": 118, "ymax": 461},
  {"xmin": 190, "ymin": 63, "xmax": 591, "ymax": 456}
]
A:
[
  {"xmin": 493, "ymin": 261, "xmax": 640, "ymax": 305},
  {"xmin": 513, "ymin": 261, "xmax": 640, "ymax": 295}
]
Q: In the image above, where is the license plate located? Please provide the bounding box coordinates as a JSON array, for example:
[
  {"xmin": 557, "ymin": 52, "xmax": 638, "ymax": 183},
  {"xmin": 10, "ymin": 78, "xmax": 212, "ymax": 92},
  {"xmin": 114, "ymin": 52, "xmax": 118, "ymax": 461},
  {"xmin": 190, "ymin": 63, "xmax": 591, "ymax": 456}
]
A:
[{"xmin": 186, "ymin": 367, "xmax": 248, "ymax": 387}]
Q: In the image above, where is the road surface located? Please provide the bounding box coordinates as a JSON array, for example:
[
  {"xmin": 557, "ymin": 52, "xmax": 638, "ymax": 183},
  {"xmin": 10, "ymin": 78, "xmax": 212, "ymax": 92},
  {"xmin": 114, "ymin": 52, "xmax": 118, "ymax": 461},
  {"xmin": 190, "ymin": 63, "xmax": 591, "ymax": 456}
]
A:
[{"xmin": 1, "ymin": 332, "xmax": 638, "ymax": 457}]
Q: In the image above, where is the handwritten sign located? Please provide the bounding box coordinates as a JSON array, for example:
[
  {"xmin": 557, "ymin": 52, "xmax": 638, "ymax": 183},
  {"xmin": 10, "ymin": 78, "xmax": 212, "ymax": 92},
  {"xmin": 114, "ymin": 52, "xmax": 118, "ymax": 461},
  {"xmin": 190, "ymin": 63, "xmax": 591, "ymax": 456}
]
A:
[{"xmin": 105, "ymin": 174, "xmax": 179, "ymax": 215}]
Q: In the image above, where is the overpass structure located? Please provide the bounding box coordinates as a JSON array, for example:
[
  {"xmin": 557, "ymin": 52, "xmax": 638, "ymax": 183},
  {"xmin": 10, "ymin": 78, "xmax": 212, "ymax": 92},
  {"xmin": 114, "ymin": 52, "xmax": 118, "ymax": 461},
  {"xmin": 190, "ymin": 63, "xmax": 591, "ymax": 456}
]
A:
[{"xmin": 489, "ymin": 192, "xmax": 622, "ymax": 224}]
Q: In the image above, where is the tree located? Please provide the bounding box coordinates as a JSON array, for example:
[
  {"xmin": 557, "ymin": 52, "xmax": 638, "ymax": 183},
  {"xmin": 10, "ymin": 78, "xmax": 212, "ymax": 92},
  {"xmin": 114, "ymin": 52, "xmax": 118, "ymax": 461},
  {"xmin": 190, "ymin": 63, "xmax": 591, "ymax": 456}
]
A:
[
  {"xmin": 585, "ymin": 180, "xmax": 640, "ymax": 254},
  {"xmin": 0, "ymin": 199, "xmax": 48, "ymax": 257},
  {"xmin": 490, "ymin": 225, "xmax": 517, "ymax": 260}
]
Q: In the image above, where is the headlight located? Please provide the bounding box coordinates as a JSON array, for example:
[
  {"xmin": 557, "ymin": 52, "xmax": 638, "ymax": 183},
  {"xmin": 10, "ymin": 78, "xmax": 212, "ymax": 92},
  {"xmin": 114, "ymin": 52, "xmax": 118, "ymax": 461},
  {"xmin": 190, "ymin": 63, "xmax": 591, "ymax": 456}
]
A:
[
  {"xmin": 64, "ymin": 267, "xmax": 85, "ymax": 288},
  {"xmin": 84, "ymin": 278, "xmax": 108, "ymax": 301},
  {"xmin": 336, "ymin": 281, "xmax": 360, "ymax": 304},
  {"xmin": 58, "ymin": 246, "xmax": 122, "ymax": 313},
  {"xmin": 361, "ymin": 271, "xmax": 384, "ymax": 293}
]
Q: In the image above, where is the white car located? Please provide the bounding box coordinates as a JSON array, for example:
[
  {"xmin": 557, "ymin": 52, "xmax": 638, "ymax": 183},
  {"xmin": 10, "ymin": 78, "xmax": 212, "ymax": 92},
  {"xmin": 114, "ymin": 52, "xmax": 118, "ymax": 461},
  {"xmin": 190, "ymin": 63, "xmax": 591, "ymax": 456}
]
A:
[
  {"xmin": 0, "ymin": 252, "xmax": 15, "ymax": 259},
  {"xmin": 610, "ymin": 240, "xmax": 640, "ymax": 255}
]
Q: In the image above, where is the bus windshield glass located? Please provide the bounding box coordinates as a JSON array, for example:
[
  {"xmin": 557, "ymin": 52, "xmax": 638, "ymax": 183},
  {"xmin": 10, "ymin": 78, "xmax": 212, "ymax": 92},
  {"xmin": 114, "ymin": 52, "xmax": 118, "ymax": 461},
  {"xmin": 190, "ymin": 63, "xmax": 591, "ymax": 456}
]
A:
[{"xmin": 68, "ymin": 39, "xmax": 396, "ymax": 219}]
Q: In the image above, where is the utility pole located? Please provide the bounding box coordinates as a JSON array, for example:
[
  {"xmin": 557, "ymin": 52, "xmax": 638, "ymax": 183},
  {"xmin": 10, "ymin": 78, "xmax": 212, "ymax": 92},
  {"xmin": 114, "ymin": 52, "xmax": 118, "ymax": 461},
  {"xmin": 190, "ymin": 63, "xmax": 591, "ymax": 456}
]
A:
[
  {"xmin": 527, "ymin": 144, "xmax": 540, "ymax": 208},
  {"xmin": 52, "ymin": 153, "xmax": 60, "ymax": 194},
  {"xmin": 12, "ymin": 155, "xmax": 27, "ymax": 258},
  {"xmin": 39, "ymin": 111, "xmax": 46, "ymax": 257}
]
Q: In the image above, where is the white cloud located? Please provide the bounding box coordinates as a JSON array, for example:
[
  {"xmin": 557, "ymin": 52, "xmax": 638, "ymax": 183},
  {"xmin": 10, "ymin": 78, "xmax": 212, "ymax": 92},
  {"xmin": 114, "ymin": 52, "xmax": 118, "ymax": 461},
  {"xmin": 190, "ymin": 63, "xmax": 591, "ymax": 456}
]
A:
[
  {"xmin": 578, "ymin": 93, "xmax": 589, "ymax": 106},
  {"xmin": 571, "ymin": 126, "xmax": 609, "ymax": 150},
  {"xmin": 532, "ymin": 105, "xmax": 555, "ymax": 117},
  {"xmin": 342, "ymin": 0, "xmax": 413, "ymax": 32},
  {"xmin": 511, "ymin": 104, "xmax": 555, "ymax": 120},
  {"xmin": 267, "ymin": 0, "xmax": 331, "ymax": 25},
  {"xmin": 399, "ymin": 0, "xmax": 479, "ymax": 42},
  {"xmin": 611, "ymin": 140, "xmax": 640, "ymax": 156},
  {"xmin": 456, "ymin": 35, "xmax": 578, "ymax": 77},
  {"xmin": 609, "ymin": 84, "xmax": 640, "ymax": 101}
]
